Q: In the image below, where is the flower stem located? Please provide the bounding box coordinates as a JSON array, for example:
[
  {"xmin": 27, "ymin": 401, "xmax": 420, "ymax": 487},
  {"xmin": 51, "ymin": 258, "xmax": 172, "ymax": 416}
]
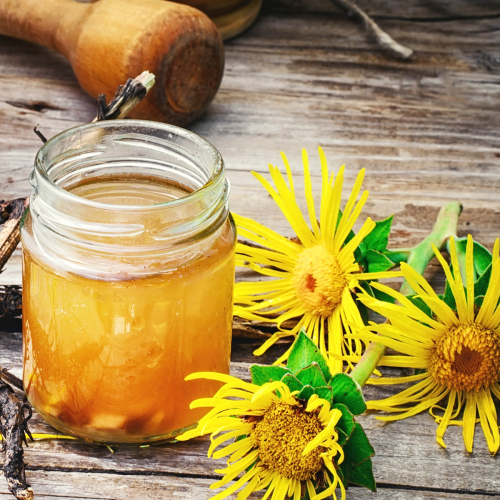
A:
[
  {"xmin": 399, "ymin": 202, "xmax": 462, "ymax": 295},
  {"xmin": 351, "ymin": 201, "xmax": 462, "ymax": 387}
]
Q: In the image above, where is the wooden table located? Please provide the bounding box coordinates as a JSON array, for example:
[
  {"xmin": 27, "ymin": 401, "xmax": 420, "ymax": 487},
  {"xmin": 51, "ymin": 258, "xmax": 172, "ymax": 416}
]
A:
[{"xmin": 1, "ymin": 0, "xmax": 500, "ymax": 498}]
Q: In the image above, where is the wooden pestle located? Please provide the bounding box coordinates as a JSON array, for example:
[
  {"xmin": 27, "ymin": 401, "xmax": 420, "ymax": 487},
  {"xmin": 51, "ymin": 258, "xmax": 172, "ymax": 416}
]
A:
[{"xmin": 0, "ymin": 0, "xmax": 225, "ymax": 125}]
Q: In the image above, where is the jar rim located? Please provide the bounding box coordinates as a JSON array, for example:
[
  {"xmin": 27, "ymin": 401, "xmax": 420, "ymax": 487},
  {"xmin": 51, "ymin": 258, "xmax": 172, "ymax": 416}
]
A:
[{"xmin": 34, "ymin": 119, "xmax": 224, "ymax": 212}]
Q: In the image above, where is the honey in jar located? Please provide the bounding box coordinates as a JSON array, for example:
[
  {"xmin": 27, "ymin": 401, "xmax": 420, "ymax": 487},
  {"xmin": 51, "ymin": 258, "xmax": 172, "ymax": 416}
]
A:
[{"xmin": 21, "ymin": 121, "xmax": 235, "ymax": 444}]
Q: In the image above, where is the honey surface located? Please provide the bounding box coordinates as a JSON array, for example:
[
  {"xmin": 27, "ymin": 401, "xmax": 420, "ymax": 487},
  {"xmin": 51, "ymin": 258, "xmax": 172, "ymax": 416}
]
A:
[{"xmin": 22, "ymin": 178, "xmax": 235, "ymax": 443}]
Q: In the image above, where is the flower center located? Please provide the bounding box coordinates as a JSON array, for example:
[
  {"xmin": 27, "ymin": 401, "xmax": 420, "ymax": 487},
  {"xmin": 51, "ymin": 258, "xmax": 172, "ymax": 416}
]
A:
[
  {"xmin": 429, "ymin": 322, "xmax": 500, "ymax": 391},
  {"xmin": 250, "ymin": 401, "xmax": 324, "ymax": 480},
  {"xmin": 292, "ymin": 245, "xmax": 346, "ymax": 317}
]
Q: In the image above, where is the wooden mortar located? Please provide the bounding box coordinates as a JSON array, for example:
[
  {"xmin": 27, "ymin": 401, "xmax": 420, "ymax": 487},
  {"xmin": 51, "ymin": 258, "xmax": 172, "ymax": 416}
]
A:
[{"xmin": 0, "ymin": 0, "xmax": 225, "ymax": 125}]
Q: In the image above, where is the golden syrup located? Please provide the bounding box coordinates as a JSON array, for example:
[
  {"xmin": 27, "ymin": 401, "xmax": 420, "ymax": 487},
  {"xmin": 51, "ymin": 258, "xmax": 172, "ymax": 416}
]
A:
[{"xmin": 22, "ymin": 177, "xmax": 235, "ymax": 443}]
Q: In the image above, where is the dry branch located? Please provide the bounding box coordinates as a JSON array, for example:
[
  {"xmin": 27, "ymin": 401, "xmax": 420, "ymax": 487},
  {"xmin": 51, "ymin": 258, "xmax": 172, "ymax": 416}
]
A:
[
  {"xmin": 0, "ymin": 286, "xmax": 22, "ymax": 320},
  {"xmin": 232, "ymin": 316, "xmax": 298, "ymax": 340},
  {"xmin": 331, "ymin": 0, "xmax": 413, "ymax": 59},
  {"xmin": 0, "ymin": 381, "xmax": 33, "ymax": 500},
  {"xmin": 0, "ymin": 198, "xmax": 29, "ymax": 273},
  {"xmin": 94, "ymin": 71, "xmax": 155, "ymax": 122},
  {"xmin": 0, "ymin": 368, "xmax": 24, "ymax": 394}
]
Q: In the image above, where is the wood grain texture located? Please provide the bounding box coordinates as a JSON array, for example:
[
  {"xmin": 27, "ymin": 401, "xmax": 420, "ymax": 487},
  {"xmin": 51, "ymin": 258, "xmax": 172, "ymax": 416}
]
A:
[
  {"xmin": 0, "ymin": 471, "xmax": 497, "ymax": 500},
  {"xmin": 1, "ymin": 1, "xmax": 500, "ymax": 498}
]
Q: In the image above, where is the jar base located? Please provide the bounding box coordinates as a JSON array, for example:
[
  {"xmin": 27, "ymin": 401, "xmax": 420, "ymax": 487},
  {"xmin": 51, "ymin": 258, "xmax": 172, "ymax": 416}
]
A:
[{"xmin": 35, "ymin": 408, "xmax": 198, "ymax": 446}]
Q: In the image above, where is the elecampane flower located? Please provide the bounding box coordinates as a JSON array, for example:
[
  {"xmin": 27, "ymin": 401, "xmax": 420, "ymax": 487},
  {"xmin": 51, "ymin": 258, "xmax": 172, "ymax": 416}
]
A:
[
  {"xmin": 233, "ymin": 148, "xmax": 400, "ymax": 373},
  {"xmin": 178, "ymin": 372, "xmax": 346, "ymax": 500},
  {"xmin": 348, "ymin": 235, "xmax": 500, "ymax": 453}
]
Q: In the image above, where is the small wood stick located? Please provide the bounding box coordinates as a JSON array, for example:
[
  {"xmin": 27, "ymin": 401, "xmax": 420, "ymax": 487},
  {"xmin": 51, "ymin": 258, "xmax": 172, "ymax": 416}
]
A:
[
  {"xmin": 0, "ymin": 368, "xmax": 24, "ymax": 394},
  {"xmin": 0, "ymin": 286, "xmax": 22, "ymax": 320},
  {"xmin": 0, "ymin": 198, "xmax": 29, "ymax": 273},
  {"xmin": 92, "ymin": 71, "xmax": 156, "ymax": 122},
  {"xmin": 0, "ymin": 380, "xmax": 33, "ymax": 500},
  {"xmin": 331, "ymin": 0, "xmax": 413, "ymax": 59}
]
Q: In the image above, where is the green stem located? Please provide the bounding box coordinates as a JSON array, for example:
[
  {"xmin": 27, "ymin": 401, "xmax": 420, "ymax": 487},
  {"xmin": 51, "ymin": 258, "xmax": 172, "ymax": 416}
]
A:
[{"xmin": 351, "ymin": 201, "xmax": 462, "ymax": 387}]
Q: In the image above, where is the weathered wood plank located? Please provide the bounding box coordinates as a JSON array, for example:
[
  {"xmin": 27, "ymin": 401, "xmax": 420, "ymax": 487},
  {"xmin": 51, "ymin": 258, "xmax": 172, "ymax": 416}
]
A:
[
  {"xmin": 0, "ymin": 471, "xmax": 497, "ymax": 500},
  {"xmin": 266, "ymin": 0, "xmax": 500, "ymax": 17}
]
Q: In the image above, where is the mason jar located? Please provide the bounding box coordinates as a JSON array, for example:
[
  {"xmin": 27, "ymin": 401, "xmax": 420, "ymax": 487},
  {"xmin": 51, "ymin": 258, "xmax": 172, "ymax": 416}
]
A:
[{"xmin": 21, "ymin": 121, "xmax": 236, "ymax": 444}]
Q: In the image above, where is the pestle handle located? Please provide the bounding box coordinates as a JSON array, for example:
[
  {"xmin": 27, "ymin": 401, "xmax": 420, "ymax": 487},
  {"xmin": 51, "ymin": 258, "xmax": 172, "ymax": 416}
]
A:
[
  {"xmin": 0, "ymin": 0, "xmax": 85, "ymax": 59},
  {"xmin": 0, "ymin": 0, "xmax": 225, "ymax": 126}
]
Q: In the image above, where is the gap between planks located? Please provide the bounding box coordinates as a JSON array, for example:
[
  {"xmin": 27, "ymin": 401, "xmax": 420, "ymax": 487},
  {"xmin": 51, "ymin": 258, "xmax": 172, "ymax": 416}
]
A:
[{"xmin": 0, "ymin": 470, "xmax": 497, "ymax": 500}]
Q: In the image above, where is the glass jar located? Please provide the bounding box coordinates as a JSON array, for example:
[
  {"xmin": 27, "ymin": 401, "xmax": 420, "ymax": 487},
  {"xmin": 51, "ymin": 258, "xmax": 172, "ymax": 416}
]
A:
[{"xmin": 21, "ymin": 120, "xmax": 236, "ymax": 444}]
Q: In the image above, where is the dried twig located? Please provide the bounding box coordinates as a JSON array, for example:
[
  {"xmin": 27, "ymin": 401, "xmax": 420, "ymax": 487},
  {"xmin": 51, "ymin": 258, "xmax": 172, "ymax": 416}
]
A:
[
  {"xmin": 0, "ymin": 368, "xmax": 24, "ymax": 394},
  {"xmin": 232, "ymin": 316, "xmax": 298, "ymax": 340},
  {"xmin": 0, "ymin": 198, "xmax": 29, "ymax": 273},
  {"xmin": 232, "ymin": 317, "xmax": 272, "ymax": 340},
  {"xmin": 331, "ymin": 0, "xmax": 413, "ymax": 59},
  {"xmin": 0, "ymin": 286, "xmax": 22, "ymax": 320},
  {"xmin": 33, "ymin": 126, "xmax": 47, "ymax": 144},
  {"xmin": 0, "ymin": 200, "xmax": 31, "ymax": 500},
  {"xmin": 93, "ymin": 71, "xmax": 155, "ymax": 122},
  {"xmin": 0, "ymin": 380, "xmax": 33, "ymax": 500},
  {"xmin": 32, "ymin": 71, "xmax": 155, "ymax": 145}
]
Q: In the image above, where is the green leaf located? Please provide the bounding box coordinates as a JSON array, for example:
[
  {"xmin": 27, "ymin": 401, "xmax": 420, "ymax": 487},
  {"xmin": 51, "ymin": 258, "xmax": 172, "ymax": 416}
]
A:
[
  {"xmin": 454, "ymin": 238, "xmax": 492, "ymax": 276},
  {"xmin": 287, "ymin": 330, "xmax": 331, "ymax": 381},
  {"xmin": 20, "ymin": 205, "xmax": 30, "ymax": 228},
  {"xmin": 339, "ymin": 461, "xmax": 350, "ymax": 489},
  {"xmin": 329, "ymin": 373, "xmax": 367, "ymax": 416},
  {"xmin": 361, "ymin": 277, "xmax": 395, "ymax": 305},
  {"xmin": 365, "ymin": 249, "xmax": 396, "ymax": 273},
  {"xmin": 343, "ymin": 422, "xmax": 375, "ymax": 466},
  {"xmin": 363, "ymin": 215, "xmax": 393, "ymax": 253},
  {"xmin": 332, "ymin": 403, "xmax": 355, "ymax": 444},
  {"xmin": 336, "ymin": 463, "xmax": 346, "ymax": 488},
  {"xmin": 372, "ymin": 285, "xmax": 396, "ymax": 304},
  {"xmin": 360, "ymin": 281, "xmax": 375, "ymax": 297},
  {"xmin": 383, "ymin": 249, "xmax": 409, "ymax": 265},
  {"xmin": 280, "ymin": 373, "xmax": 303, "ymax": 393},
  {"xmin": 442, "ymin": 281, "xmax": 456, "ymax": 311},
  {"xmin": 295, "ymin": 363, "xmax": 327, "ymax": 389},
  {"xmin": 472, "ymin": 241, "xmax": 493, "ymax": 276},
  {"xmin": 354, "ymin": 240, "xmax": 367, "ymax": 268},
  {"xmin": 250, "ymin": 365, "xmax": 291, "ymax": 387},
  {"xmin": 297, "ymin": 385, "xmax": 315, "ymax": 401},
  {"xmin": 348, "ymin": 458, "xmax": 377, "ymax": 492},
  {"xmin": 336, "ymin": 427, "xmax": 349, "ymax": 449},
  {"xmin": 407, "ymin": 294, "xmax": 433, "ymax": 318},
  {"xmin": 475, "ymin": 295, "xmax": 485, "ymax": 307},
  {"xmin": 357, "ymin": 300, "xmax": 370, "ymax": 325},
  {"xmin": 314, "ymin": 386, "xmax": 333, "ymax": 405},
  {"xmin": 414, "ymin": 368, "xmax": 427, "ymax": 376},
  {"xmin": 475, "ymin": 263, "xmax": 492, "ymax": 298},
  {"xmin": 343, "ymin": 214, "xmax": 367, "ymax": 267}
]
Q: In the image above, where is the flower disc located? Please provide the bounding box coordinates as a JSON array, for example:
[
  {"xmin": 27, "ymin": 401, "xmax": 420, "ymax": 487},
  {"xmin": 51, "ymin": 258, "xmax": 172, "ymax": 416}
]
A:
[
  {"xmin": 429, "ymin": 322, "xmax": 500, "ymax": 391},
  {"xmin": 250, "ymin": 401, "xmax": 324, "ymax": 481},
  {"xmin": 292, "ymin": 245, "xmax": 347, "ymax": 317}
]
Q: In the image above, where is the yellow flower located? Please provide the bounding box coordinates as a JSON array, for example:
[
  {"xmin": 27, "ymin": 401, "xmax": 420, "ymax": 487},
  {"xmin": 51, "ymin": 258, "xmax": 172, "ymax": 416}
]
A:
[
  {"xmin": 178, "ymin": 372, "xmax": 346, "ymax": 500},
  {"xmin": 233, "ymin": 148, "xmax": 400, "ymax": 372},
  {"xmin": 348, "ymin": 235, "xmax": 500, "ymax": 453}
]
